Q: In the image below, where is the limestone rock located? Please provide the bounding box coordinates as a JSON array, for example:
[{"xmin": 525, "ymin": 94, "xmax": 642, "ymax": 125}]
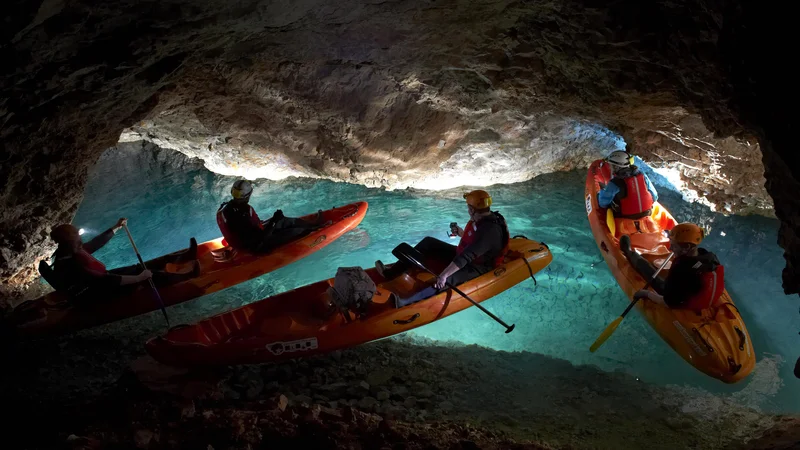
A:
[{"xmin": 0, "ymin": 0, "xmax": 796, "ymax": 298}]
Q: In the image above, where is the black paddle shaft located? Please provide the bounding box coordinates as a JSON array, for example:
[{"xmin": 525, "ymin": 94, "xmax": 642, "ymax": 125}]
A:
[
  {"xmin": 392, "ymin": 243, "xmax": 515, "ymax": 333},
  {"xmin": 621, "ymin": 252, "xmax": 674, "ymax": 319},
  {"xmin": 123, "ymin": 224, "xmax": 171, "ymax": 327}
]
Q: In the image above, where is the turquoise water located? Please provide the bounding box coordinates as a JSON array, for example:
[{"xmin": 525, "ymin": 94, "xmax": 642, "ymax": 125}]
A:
[{"xmin": 69, "ymin": 145, "xmax": 799, "ymax": 413}]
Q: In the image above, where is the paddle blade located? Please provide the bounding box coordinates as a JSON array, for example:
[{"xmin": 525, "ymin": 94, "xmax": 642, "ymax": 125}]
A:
[
  {"xmin": 590, "ymin": 316, "xmax": 623, "ymax": 353},
  {"xmin": 392, "ymin": 243, "xmax": 430, "ymax": 273}
]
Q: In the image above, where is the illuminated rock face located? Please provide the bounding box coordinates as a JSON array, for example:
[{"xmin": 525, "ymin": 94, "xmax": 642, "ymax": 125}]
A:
[{"xmin": 0, "ymin": 0, "xmax": 795, "ymax": 296}]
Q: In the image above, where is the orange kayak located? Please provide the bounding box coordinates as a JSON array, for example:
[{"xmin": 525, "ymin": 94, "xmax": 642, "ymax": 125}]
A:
[
  {"xmin": 11, "ymin": 202, "xmax": 368, "ymax": 337},
  {"xmin": 585, "ymin": 160, "xmax": 754, "ymax": 383},
  {"xmin": 145, "ymin": 237, "xmax": 552, "ymax": 366}
]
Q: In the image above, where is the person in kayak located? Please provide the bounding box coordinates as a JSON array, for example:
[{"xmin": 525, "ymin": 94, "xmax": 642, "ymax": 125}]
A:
[
  {"xmin": 46, "ymin": 219, "xmax": 199, "ymax": 302},
  {"xmin": 375, "ymin": 189, "xmax": 510, "ymax": 308},
  {"xmin": 598, "ymin": 149, "xmax": 659, "ymax": 220},
  {"xmin": 216, "ymin": 180, "xmax": 326, "ymax": 253},
  {"xmin": 621, "ymin": 223, "xmax": 725, "ymax": 312}
]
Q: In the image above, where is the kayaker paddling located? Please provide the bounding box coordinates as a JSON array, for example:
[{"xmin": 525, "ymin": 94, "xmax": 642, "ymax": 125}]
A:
[
  {"xmin": 622, "ymin": 222, "xmax": 725, "ymax": 312},
  {"xmin": 375, "ymin": 189, "xmax": 510, "ymax": 307}
]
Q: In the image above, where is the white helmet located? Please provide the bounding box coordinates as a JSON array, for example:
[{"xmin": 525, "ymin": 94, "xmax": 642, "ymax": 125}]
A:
[
  {"xmin": 606, "ymin": 150, "xmax": 633, "ymax": 168},
  {"xmin": 231, "ymin": 179, "xmax": 253, "ymax": 200}
]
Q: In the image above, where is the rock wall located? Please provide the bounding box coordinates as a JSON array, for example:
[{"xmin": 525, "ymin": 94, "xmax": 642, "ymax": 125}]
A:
[{"xmin": 1, "ymin": 0, "xmax": 796, "ymax": 295}]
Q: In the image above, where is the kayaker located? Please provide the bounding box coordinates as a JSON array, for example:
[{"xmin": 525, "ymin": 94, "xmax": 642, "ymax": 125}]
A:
[
  {"xmin": 598, "ymin": 149, "xmax": 659, "ymax": 219},
  {"xmin": 623, "ymin": 223, "xmax": 725, "ymax": 312},
  {"xmin": 47, "ymin": 220, "xmax": 199, "ymax": 302},
  {"xmin": 216, "ymin": 180, "xmax": 327, "ymax": 253},
  {"xmin": 375, "ymin": 189, "xmax": 510, "ymax": 307}
]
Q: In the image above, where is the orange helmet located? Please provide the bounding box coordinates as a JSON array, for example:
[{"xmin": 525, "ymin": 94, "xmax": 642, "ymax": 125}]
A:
[
  {"xmin": 670, "ymin": 223, "xmax": 704, "ymax": 245},
  {"xmin": 463, "ymin": 190, "xmax": 492, "ymax": 209}
]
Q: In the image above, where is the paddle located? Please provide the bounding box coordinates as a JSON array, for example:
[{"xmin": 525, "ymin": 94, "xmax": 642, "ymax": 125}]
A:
[
  {"xmin": 590, "ymin": 252, "xmax": 673, "ymax": 353},
  {"xmin": 392, "ymin": 243, "xmax": 515, "ymax": 333},
  {"xmin": 123, "ymin": 224, "xmax": 170, "ymax": 328}
]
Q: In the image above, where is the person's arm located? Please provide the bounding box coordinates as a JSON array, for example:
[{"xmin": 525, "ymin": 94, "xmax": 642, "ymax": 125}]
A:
[
  {"xmin": 435, "ymin": 262, "xmax": 461, "ymax": 289},
  {"xmin": 119, "ymin": 270, "xmax": 152, "ymax": 285},
  {"xmin": 83, "ymin": 218, "xmax": 127, "ymax": 253},
  {"xmin": 248, "ymin": 206, "xmax": 266, "ymax": 230},
  {"xmin": 73, "ymin": 249, "xmax": 149, "ymax": 287},
  {"xmin": 634, "ymin": 289, "xmax": 666, "ymax": 306},
  {"xmin": 435, "ymin": 222, "xmax": 501, "ymax": 288},
  {"xmin": 597, "ymin": 183, "xmax": 620, "ymax": 209},
  {"xmin": 644, "ymin": 174, "xmax": 659, "ymax": 202}
]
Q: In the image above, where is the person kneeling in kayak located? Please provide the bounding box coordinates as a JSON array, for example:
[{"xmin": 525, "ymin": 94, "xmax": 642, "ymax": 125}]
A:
[
  {"xmin": 598, "ymin": 149, "xmax": 659, "ymax": 235},
  {"xmin": 375, "ymin": 189, "xmax": 510, "ymax": 308},
  {"xmin": 622, "ymin": 223, "xmax": 725, "ymax": 312},
  {"xmin": 217, "ymin": 180, "xmax": 327, "ymax": 254},
  {"xmin": 46, "ymin": 219, "xmax": 199, "ymax": 302}
]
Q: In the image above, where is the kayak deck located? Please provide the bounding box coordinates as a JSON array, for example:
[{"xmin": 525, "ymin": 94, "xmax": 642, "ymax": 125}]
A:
[
  {"xmin": 146, "ymin": 237, "xmax": 553, "ymax": 366},
  {"xmin": 585, "ymin": 160, "xmax": 754, "ymax": 383},
  {"xmin": 11, "ymin": 202, "xmax": 368, "ymax": 337}
]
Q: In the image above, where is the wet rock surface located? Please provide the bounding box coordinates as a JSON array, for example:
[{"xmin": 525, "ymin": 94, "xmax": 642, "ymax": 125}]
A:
[
  {"xmin": 0, "ymin": 0, "xmax": 796, "ymax": 297},
  {"xmin": 1, "ymin": 330, "xmax": 793, "ymax": 450}
]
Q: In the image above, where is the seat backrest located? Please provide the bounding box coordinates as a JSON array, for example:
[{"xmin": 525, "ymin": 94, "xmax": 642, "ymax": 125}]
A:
[
  {"xmin": 38, "ymin": 260, "xmax": 65, "ymax": 291},
  {"xmin": 38, "ymin": 260, "xmax": 90, "ymax": 302}
]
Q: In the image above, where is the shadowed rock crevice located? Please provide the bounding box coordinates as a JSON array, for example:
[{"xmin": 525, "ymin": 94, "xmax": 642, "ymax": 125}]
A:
[{"xmin": 0, "ymin": 0, "xmax": 795, "ymax": 297}]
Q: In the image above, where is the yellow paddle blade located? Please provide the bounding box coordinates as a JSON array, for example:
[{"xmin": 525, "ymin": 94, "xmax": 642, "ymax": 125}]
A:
[
  {"xmin": 590, "ymin": 316, "xmax": 624, "ymax": 353},
  {"xmin": 606, "ymin": 208, "xmax": 616, "ymax": 237}
]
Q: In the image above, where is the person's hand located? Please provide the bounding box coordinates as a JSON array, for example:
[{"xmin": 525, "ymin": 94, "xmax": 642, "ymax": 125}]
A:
[
  {"xmin": 114, "ymin": 218, "xmax": 128, "ymax": 230},
  {"xmin": 435, "ymin": 274, "xmax": 448, "ymax": 290},
  {"xmin": 634, "ymin": 289, "xmax": 666, "ymax": 306},
  {"xmin": 138, "ymin": 270, "xmax": 153, "ymax": 281}
]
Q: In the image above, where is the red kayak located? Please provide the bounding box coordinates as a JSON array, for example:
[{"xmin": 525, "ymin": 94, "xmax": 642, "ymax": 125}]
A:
[{"xmin": 11, "ymin": 202, "xmax": 368, "ymax": 337}]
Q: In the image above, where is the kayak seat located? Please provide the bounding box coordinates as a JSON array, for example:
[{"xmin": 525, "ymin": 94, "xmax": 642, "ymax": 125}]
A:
[
  {"xmin": 370, "ymin": 287, "xmax": 398, "ymax": 305},
  {"xmin": 628, "ymin": 231, "xmax": 670, "ymax": 256},
  {"xmin": 380, "ymin": 273, "xmax": 426, "ymax": 301},
  {"xmin": 503, "ymin": 249, "xmax": 525, "ymax": 263},
  {"xmin": 613, "ymin": 216, "xmax": 661, "ymax": 238},
  {"xmin": 650, "ymin": 203, "xmax": 678, "ymax": 231},
  {"xmin": 211, "ymin": 246, "xmax": 237, "ymax": 263}
]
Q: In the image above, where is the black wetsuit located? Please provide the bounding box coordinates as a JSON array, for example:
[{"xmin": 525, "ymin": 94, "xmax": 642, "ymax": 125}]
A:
[{"xmin": 217, "ymin": 202, "xmax": 320, "ymax": 254}]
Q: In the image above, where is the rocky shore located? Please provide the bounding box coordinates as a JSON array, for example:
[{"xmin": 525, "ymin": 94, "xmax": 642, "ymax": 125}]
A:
[{"xmin": 2, "ymin": 329, "xmax": 793, "ymax": 450}]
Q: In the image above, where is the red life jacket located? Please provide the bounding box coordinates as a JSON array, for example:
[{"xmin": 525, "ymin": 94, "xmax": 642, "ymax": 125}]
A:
[
  {"xmin": 74, "ymin": 250, "xmax": 107, "ymax": 274},
  {"xmin": 456, "ymin": 212, "xmax": 510, "ymax": 267},
  {"xmin": 216, "ymin": 201, "xmax": 262, "ymax": 249},
  {"xmin": 684, "ymin": 264, "xmax": 725, "ymax": 311},
  {"xmin": 612, "ymin": 172, "xmax": 654, "ymax": 218}
]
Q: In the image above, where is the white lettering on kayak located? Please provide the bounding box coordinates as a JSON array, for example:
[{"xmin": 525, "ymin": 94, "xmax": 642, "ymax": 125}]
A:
[
  {"xmin": 585, "ymin": 194, "xmax": 593, "ymax": 215},
  {"xmin": 266, "ymin": 337, "xmax": 319, "ymax": 356},
  {"xmin": 673, "ymin": 321, "xmax": 706, "ymax": 357}
]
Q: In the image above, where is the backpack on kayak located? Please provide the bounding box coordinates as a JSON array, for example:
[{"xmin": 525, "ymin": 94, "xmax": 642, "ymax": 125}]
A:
[{"xmin": 327, "ymin": 267, "xmax": 375, "ymax": 321}]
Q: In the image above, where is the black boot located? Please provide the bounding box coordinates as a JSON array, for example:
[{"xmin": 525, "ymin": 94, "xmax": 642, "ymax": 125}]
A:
[
  {"xmin": 171, "ymin": 238, "xmax": 198, "ymax": 263},
  {"xmin": 376, "ymin": 260, "xmax": 405, "ymax": 280},
  {"xmin": 619, "ymin": 235, "xmax": 633, "ymax": 258}
]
